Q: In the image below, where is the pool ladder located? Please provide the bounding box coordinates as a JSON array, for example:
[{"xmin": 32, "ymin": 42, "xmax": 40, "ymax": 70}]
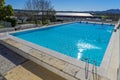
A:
[
  {"xmin": 92, "ymin": 60, "xmax": 100, "ymax": 80},
  {"xmin": 84, "ymin": 58, "xmax": 101, "ymax": 80},
  {"xmin": 85, "ymin": 58, "xmax": 89, "ymax": 80}
]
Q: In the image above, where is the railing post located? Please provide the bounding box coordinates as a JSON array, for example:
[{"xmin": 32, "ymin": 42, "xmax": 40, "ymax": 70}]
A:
[{"xmin": 85, "ymin": 58, "xmax": 89, "ymax": 80}]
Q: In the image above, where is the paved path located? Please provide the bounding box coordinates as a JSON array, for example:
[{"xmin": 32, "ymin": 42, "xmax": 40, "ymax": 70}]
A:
[
  {"xmin": 0, "ymin": 74, "xmax": 6, "ymax": 80},
  {"xmin": 0, "ymin": 43, "xmax": 27, "ymax": 75},
  {"xmin": 107, "ymin": 28, "xmax": 119, "ymax": 80},
  {"xmin": 1, "ymin": 38, "xmax": 93, "ymax": 80},
  {"xmin": 0, "ymin": 43, "xmax": 66, "ymax": 80},
  {"xmin": 4, "ymin": 61, "xmax": 66, "ymax": 80}
]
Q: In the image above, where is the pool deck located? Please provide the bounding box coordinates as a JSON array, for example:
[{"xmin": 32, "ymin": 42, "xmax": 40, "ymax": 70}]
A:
[
  {"xmin": 0, "ymin": 43, "xmax": 65, "ymax": 80},
  {"xmin": 0, "ymin": 38, "xmax": 91, "ymax": 80},
  {"xmin": 4, "ymin": 61, "xmax": 65, "ymax": 80},
  {"xmin": 0, "ymin": 43, "xmax": 27, "ymax": 75},
  {"xmin": 107, "ymin": 28, "xmax": 119, "ymax": 80},
  {"xmin": 0, "ymin": 21, "xmax": 119, "ymax": 80}
]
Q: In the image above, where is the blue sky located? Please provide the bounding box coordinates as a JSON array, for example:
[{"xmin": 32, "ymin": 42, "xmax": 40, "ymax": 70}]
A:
[{"xmin": 6, "ymin": 0, "xmax": 120, "ymax": 11}]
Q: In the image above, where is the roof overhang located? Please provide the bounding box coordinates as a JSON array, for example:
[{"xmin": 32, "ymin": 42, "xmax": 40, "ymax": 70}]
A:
[
  {"xmin": 56, "ymin": 13, "xmax": 93, "ymax": 17},
  {"xmin": 38, "ymin": 12, "xmax": 93, "ymax": 17}
]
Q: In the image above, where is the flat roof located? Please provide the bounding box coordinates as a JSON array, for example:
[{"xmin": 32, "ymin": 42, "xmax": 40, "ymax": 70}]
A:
[
  {"xmin": 38, "ymin": 12, "xmax": 93, "ymax": 17},
  {"xmin": 14, "ymin": 9, "xmax": 93, "ymax": 17},
  {"xmin": 56, "ymin": 13, "xmax": 93, "ymax": 17}
]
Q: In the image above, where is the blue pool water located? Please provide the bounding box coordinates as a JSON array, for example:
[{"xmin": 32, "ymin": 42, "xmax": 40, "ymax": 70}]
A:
[{"xmin": 11, "ymin": 22, "xmax": 114, "ymax": 66}]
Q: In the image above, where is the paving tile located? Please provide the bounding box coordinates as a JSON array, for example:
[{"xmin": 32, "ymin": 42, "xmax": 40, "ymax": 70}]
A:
[
  {"xmin": 12, "ymin": 42, "xmax": 23, "ymax": 48},
  {"xmin": 29, "ymin": 49, "xmax": 47, "ymax": 61},
  {"xmin": 19, "ymin": 45, "xmax": 32, "ymax": 53},
  {"xmin": 43, "ymin": 56, "xmax": 58, "ymax": 65},
  {"xmin": 89, "ymin": 74, "xmax": 107, "ymax": 80},
  {"xmin": 0, "ymin": 74, "xmax": 6, "ymax": 80},
  {"xmin": 3, "ymin": 38, "xmax": 11, "ymax": 42},
  {"xmin": 0, "ymin": 43, "xmax": 27, "ymax": 75},
  {"xmin": 53, "ymin": 59, "xmax": 69, "ymax": 70},
  {"xmin": 3, "ymin": 39, "xmax": 23, "ymax": 48},
  {"xmin": 4, "ymin": 39, "xmax": 17, "ymax": 45},
  {"xmin": 5, "ymin": 66, "xmax": 42, "ymax": 80},
  {"xmin": 29, "ymin": 49, "xmax": 59, "ymax": 66},
  {"xmin": 0, "ymin": 50, "xmax": 26, "ymax": 65},
  {"xmin": 4, "ymin": 61, "xmax": 65, "ymax": 80},
  {"xmin": 0, "ymin": 56, "xmax": 15, "ymax": 74},
  {"xmin": 63, "ymin": 64, "xmax": 80, "ymax": 76},
  {"xmin": 75, "ymin": 68, "xmax": 91, "ymax": 80}
]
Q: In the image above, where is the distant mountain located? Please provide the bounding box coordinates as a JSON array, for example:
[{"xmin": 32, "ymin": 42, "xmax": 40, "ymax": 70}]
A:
[
  {"xmin": 104, "ymin": 9, "xmax": 120, "ymax": 14},
  {"xmin": 90, "ymin": 9, "xmax": 120, "ymax": 14},
  {"xmin": 14, "ymin": 9, "xmax": 120, "ymax": 14},
  {"xmin": 57, "ymin": 9, "xmax": 120, "ymax": 14}
]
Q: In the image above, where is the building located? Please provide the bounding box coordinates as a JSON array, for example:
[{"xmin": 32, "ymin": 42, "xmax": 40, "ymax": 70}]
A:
[
  {"xmin": 55, "ymin": 12, "xmax": 93, "ymax": 21},
  {"xmin": 14, "ymin": 9, "xmax": 101, "ymax": 22}
]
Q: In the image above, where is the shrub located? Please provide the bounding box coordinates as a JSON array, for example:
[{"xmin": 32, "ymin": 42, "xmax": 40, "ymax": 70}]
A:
[
  {"xmin": 50, "ymin": 16, "xmax": 56, "ymax": 22},
  {"xmin": 42, "ymin": 20, "xmax": 50, "ymax": 25},
  {"xmin": 5, "ymin": 18, "xmax": 17, "ymax": 27}
]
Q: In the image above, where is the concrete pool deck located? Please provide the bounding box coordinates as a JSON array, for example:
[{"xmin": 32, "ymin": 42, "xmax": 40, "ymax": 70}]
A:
[
  {"xmin": 0, "ymin": 21, "xmax": 119, "ymax": 80},
  {"xmin": 0, "ymin": 38, "xmax": 91, "ymax": 80},
  {"xmin": 107, "ymin": 28, "xmax": 119, "ymax": 80},
  {"xmin": 0, "ymin": 29, "xmax": 118, "ymax": 80},
  {"xmin": 4, "ymin": 61, "xmax": 65, "ymax": 80},
  {"xmin": 0, "ymin": 43, "xmax": 27, "ymax": 75},
  {"xmin": 0, "ymin": 43, "xmax": 66, "ymax": 80}
]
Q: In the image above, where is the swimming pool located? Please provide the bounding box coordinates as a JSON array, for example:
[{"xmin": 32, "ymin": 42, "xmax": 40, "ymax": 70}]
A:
[{"xmin": 11, "ymin": 22, "xmax": 114, "ymax": 66}]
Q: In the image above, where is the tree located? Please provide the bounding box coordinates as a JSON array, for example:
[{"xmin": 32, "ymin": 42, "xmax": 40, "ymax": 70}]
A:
[
  {"xmin": 4, "ymin": 5, "xmax": 14, "ymax": 17},
  {"xmin": 101, "ymin": 15, "xmax": 108, "ymax": 21},
  {"xmin": 1, "ymin": 5, "xmax": 14, "ymax": 20},
  {"xmin": 0, "ymin": 0, "xmax": 15, "ymax": 27},
  {"xmin": 25, "ymin": 0, "xmax": 56, "ymax": 25},
  {"xmin": 0, "ymin": 0, "xmax": 14, "ymax": 20},
  {"xmin": 0, "ymin": 0, "xmax": 5, "ymax": 20},
  {"xmin": 0, "ymin": 0, "xmax": 4, "ymax": 8}
]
